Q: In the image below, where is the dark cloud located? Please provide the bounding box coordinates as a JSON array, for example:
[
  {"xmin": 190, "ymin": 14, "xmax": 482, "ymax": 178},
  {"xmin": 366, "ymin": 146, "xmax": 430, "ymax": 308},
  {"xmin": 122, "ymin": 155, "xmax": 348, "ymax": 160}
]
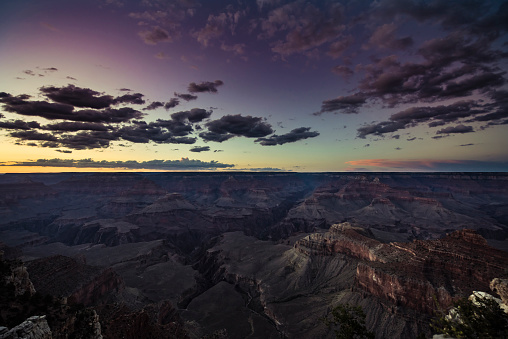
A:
[
  {"xmin": 3, "ymin": 100, "xmax": 75, "ymax": 119},
  {"xmin": 55, "ymin": 149, "xmax": 72, "ymax": 153},
  {"xmin": 10, "ymin": 130, "xmax": 59, "ymax": 142},
  {"xmin": 319, "ymin": 28, "xmax": 506, "ymax": 115},
  {"xmin": 117, "ymin": 119, "xmax": 196, "ymax": 145},
  {"xmin": 138, "ymin": 26, "xmax": 174, "ymax": 44},
  {"xmin": 23, "ymin": 70, "xmax": 36, "ymax": 76},
  {"xmin": 371, "ymin": 0, "xmax": 506, "ymax": 36},
  {"xmin": 169, "ymin": 136, "xmax": 197, "ymax": 144},
  {"xmin": 436, "ymin": 124, "xmax": 474, "ymax": 134},
  {"xmin": 43, "ymin": 121, "xmax": 111, "ymax": 132},
  {"xmin": 204, "ymin": 114, "xmax": 274, "ymax": 141},
  {"xmin": 41, "ymin": 67, "xmax": 58, "ymax": 72},
  {"xmin": 144, "ymin": 101, "xmax": 165, "ymax": 110},
  {"xmin": 13, "ymin": 130, "xmax": 120, "ymax": 150},
  {"xmin": 40, "ymin": 84, "xmax": 115, "ymax": 109},
  {"xmin": 188, "ymin": 80, "xmax": 224, "ymax": 93},
  {"xmin": 428, "ymin": 121, "xmax": 446, "ymax": 127},
  {"xmin": 152, "ymin": 119, "xmax": 194, "ymax": 136},
  {"xmin": 259, "ymin": 1, "xmax": 345, "ymax": 57},
  {"xmin": 193, "ymin": 10, "xmax": 244, "ymax": 47},
  {"xmin": 316, "ymin": 93, "xmax": 367, "ymax": 115},
  {"xmin": 356, "ymin": 101, "xmax": 485, "ymax": 138},
  {"xmin": 174, "ymin": 92, "xmax": 198, "ymax": 101},
  {"xmin": 118, "ymin": 123, "xmax": 169, "ymax": 144},
  {"xmin": 56, "ymin": 131, "xmax": 119, "ymax": 149},
  {"xmin": 2, "ymin": 95, "xmax": 144, "ymax": 122},
  {"xmin": 199, "ymin": 131, "xmax": 234, "ymax": 142},
  {"xmin": 357, "ymin": 120, "xmax": 407, "ymax": 138},
  {"xmin": 255, "ymin": 127, "xmax": 320, "ymax": 146},
  {"xmin": 0, "ymin": 120, "xmax": 40, "ymax": 130},
  {"xmin": 0, "ymin": 158, "xmax": 234, "ymax": 170},
  {"xmin": 459, "ymin": 143, "xmax": 475, "ymax": 147},
  {"xmin": 164, "ymin": 98, "xmax": 180, "ymax": 109},
  {"xmin": 190, "ymin": 146, "xmax": 210, "ymax": 152},
  {"xmin": 366, "ymin": 23, "xmax": 413, "ymax": 50},
  {"xmin": 171, "ymin": 108, "xmax": 211, "ymax": 123},
  {"xmin": 114, "ymin": 93, "xmax": 145, "ymax": 105}
]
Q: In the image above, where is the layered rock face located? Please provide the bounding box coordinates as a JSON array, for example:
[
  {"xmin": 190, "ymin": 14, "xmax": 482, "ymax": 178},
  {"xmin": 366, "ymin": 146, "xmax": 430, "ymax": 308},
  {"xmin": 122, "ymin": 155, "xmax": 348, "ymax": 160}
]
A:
[
  {"xmin": 2, "ymin": 173, "xmax": 508, "ymax": 250},
  {"xmin": 297, "ymin": 224, "xmax": 508, "ymax": 315},
  {"xmin": 278, "ymin": 174, "xmax": 508, "ymax": 239}
]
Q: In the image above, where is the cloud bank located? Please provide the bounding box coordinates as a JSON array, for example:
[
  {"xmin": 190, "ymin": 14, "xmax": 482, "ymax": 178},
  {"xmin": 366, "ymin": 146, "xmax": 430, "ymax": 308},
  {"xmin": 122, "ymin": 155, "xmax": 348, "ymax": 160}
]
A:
[{"xmin": 0, "ymin": 158, "xmax": 234, "ymax": 170}]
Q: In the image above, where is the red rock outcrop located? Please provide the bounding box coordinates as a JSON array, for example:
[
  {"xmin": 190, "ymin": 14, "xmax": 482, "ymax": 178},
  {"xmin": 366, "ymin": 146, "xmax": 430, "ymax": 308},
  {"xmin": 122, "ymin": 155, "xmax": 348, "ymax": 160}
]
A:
[
  {"xmin": 298, "ymin": 224, "xmax": 508, "ymax": 315},
  {"xmin": 360, "ymin": 229, "xmax": 508, "ymax": 314}
]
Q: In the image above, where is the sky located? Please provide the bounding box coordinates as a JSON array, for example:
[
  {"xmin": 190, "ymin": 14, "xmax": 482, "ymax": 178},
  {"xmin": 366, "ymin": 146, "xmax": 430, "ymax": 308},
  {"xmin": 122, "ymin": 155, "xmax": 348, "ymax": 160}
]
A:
[{"xmin": 0, "ymin": 0, "xmax": 507, "ymax": 172}]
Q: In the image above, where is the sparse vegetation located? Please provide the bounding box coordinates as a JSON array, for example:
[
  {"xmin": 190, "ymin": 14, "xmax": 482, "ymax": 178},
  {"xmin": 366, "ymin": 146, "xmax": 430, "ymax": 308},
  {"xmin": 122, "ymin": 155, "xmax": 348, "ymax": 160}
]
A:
[
  {"xmin": 431, "ymin": 293, "xmax": 508, "ymax": 339},
  {"xmin": 324, "ymin": 303, "xmax": 375, "ymax": 339}
]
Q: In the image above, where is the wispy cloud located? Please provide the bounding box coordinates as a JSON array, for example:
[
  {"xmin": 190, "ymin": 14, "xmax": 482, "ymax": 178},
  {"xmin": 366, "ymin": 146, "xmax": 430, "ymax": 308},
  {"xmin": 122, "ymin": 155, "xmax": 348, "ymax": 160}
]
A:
[{"xmin": 0, "ymin": 158, "xmax": 234, "ymax": 170}]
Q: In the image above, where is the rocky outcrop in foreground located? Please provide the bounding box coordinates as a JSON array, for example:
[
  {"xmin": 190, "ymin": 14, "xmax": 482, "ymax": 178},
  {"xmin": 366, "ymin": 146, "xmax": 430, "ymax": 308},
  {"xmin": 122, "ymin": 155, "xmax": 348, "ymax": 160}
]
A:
[{"xmin": 0, "ymin": 316, "xmax": 52, "ymax": 339}]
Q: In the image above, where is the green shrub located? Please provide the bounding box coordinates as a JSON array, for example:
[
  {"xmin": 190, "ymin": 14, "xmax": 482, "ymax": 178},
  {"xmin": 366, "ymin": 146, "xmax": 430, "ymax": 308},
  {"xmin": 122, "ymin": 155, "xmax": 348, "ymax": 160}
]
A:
[
  {"xmin": 431, "ymin": 293, "xmax": 508, "ymax": 339},
  {"xmin": 324, "ymin": 303, "xmax": 375, "ymax": 339}
]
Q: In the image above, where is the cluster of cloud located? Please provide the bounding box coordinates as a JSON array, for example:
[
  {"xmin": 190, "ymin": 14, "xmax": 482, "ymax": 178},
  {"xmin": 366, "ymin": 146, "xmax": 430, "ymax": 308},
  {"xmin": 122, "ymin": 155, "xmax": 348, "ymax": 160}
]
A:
[
  {"xmin": 123, "ymin": 1, "xmax": 350, "ymax": 60},
  {"xmin": 310, "ymin": 1, "xmax": 508, "ymax": 140},
  {"xmin": 142, "ymin": 80, "xmax": 223, "ymax": 112},
  {"xmin": 121, "ymin": 0, "xmax": 507, "ymax": 145},
  {"xmin": 0, "ymin": 158, "xmax": 233, "ymax": 170},
  {"xmin": 0, "ymin": 80, "xmax": 319, "ymax": 151},
  {"xmin": 255, "ymin": 127, "xmax": 320, "ymax": 146},
  {"xmin": 356, "ymin": 91, "xmax": 508, "ymax": 139}
]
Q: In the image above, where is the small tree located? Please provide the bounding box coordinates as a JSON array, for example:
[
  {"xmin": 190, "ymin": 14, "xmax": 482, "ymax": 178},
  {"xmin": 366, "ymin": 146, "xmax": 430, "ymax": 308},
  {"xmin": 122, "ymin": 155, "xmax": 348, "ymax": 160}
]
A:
[
  {"xmin": 324, "ymin": 303, "xmax": 375, "ymax": 339},
  {"xmin": 431, "ymin": 293, "xmax": 508, "ymax": 338}
]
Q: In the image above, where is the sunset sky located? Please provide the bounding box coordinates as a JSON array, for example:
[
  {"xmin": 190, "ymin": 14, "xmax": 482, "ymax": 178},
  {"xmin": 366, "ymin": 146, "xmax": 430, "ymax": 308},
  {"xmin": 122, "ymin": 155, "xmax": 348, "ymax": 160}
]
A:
[{"xmin": 1, "ymin": 0, "xmax": 507, "ymax": 172}]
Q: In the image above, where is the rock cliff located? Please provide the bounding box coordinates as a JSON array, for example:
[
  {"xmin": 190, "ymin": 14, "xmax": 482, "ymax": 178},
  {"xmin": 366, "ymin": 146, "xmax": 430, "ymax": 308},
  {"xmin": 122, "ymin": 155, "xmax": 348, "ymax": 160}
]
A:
[
  {"xmin": 297, "ymin": 224, "xmax": 508, "ymax": 315},
  {"xmin": 0, "ymin": 315, "xmax": 52, "ymax": 339}
]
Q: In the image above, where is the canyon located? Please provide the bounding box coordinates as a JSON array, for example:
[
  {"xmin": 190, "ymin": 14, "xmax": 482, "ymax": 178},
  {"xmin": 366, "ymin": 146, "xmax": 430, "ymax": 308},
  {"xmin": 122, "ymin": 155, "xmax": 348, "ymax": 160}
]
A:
[{"xmin": 0, "ymin": 172, "xmax": 507, "ymax": 338}]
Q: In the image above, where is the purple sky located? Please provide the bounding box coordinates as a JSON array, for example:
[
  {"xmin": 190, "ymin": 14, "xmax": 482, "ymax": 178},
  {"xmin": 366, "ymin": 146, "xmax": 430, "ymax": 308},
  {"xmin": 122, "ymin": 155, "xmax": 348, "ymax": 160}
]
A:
[{"xmin": 0, "ymin": 0, "xmax": 507, "ymax": 172}]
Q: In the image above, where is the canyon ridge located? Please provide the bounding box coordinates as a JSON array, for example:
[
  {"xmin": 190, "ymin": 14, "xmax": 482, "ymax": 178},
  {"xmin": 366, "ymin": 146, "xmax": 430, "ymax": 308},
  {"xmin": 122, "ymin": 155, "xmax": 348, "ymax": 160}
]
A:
[{"xmin": 1, "ymin": 172, "xmax": 508, "ymax": 338}]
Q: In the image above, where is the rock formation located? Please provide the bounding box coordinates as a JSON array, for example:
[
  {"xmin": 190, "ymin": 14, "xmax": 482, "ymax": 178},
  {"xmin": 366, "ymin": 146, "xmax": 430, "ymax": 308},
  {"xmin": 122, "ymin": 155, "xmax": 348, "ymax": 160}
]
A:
[
  {"xmin": 491, "ymin": 278, "xmax": 508, "ymax": 306},
  {"xmin": 25, "ymin": 255, "xmax": 123, "ymax": 306},
  {"xmin": 1, "ymin": 172, "xmax": 508, "ymax": 338},
  {"xmin": 0, "ymin": 316, "xmax": 52, "ymax": 339},
  {"xmin": 297, "ymin": 224, "xmax": 508, "ymax": 315}
]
